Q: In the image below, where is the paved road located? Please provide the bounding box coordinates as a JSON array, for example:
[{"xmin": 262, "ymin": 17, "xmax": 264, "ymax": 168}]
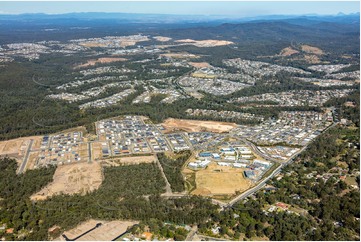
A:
[
  {"xmin": 88, "ymin": 142, "xmax": 92, "ymax": 162},
  {"xmin": 18, "ymin": 139, "xmax": 34, "ymax": 173},
  {"xmin": 185, "ymin": 226, "xmax": 198, "ymax": 241},
  {"xmin": 224, "ymin": 122, "xmax": 338, "ymax": 208}
]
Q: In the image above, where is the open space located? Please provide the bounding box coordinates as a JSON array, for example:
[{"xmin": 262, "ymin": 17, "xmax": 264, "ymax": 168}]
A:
[
  {"xmin": 0, "ymin": 136, "xmax": 41, "ymax": 157},
  {"xmin": 102, "ymin": 155, "xmax": 156, "ymax": 166},
  {"xmin": 191, "ymin": 163, "xmax": 252, "ymax": 196},
  {"xmin": 56, "ymin": 219, "xmax": 138, "ymax": 241},
  {"xmin": 175, "ymin": 39, "xmax": 234, "ymax": 47},
  {"xmin": 161, "ymin": 118, "xmax": 237, "ymax": 133},
  {"xmin": 30, "ymin": 162, "xmax": 103, "ymax": 201},
  {"xmin": 75, "ymin": 57, "xmax": 127, "ymax": 68},
  {"xmin": 279, "ymin": 47, "xmax": 299, "ymax": 56},
  {"xmin": 301, "ymin": 45, "xmax": 324, "ymax": 55}
]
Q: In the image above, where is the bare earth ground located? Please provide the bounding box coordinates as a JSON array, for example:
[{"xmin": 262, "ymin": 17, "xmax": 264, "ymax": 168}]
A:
[
  {"xmin": 175, "ymin": 39, "xmax": 234, "ymax": 47},
  {"xmin": 279, "ymin": 47, "xmax": 299, "ymax": 56},
  {"xmin": 160, "ymin": 52, "xmax": 199, "ymax": 59},
  {"xmin": 191, "ymin": 163, "xmax": 252, "ymax": 196},
  {"xmin": 30, "ymin": 162, "xmax": 103, "ymax": 201},
  {"xmin": 79, "ymin": 36, "xmax": 149, "ymax": 48},
  {"xmin": 0, "ymin": 136, "xmax": 42, "ymax": 156},
  {"xmin": 188, "ymin": 62, "xmax": 211, "ymax": 68},
  {"xmin": 161, "ymin": 118, "xmax": 237, "ymax": 133},
  {"xmin": 102, "ymin": 155, "xmax": 156, "ymax": 166},
  {"xmin": 27, "ymin": 151, "xmax": 40, "ymax": 170},
  {"xmin": 153, "ymin": 36, "xmax": 172, "ymax": 42},
  {"xmin": 303, "ymin": 54, "xmax": 321, "ymax": 64},
  {"xmin": 55, "ymin": 219, "xmax": 138, "ymax": 241},
  {"xmin": 91, "ymin": 142, "xmax": 104, "ymax": 160},
  {"xmin": 301, "ymin": 45, "xmax": 324, "ymax": 55},
  {"xmin": 75, "ymin": 57, "xmax": 127, "ymax": 68}
]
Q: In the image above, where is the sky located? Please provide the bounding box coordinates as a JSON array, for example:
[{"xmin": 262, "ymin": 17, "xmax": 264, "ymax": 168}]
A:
[{"xmin": 0, "ymin": 1, "xmax": 359, "ymax": 17}]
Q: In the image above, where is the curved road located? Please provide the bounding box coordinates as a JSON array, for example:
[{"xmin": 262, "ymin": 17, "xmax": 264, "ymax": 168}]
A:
[{"xmin": 224, "ymin": 122, "xmax": 338, "ymax": 208}]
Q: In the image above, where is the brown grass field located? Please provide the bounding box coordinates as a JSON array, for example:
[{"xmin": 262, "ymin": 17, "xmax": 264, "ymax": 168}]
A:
[
  {"xmin": 189, "ymin": 62, "xmax": 211, "ymax": 68},
  {"xmin": 75, "ymin": 57, "xmax": 127, "ymax": 68},
  {"xmin": 153, "ymin": 36, "xmax": 172, "ymax": 41},
  {"xmin": 30, "ymin": 162, "xmax": 103, "ymax": 201},
  {"xmin": 56, "ymin": 219, "xmax": 138, "ymax": 241},
  {"xmin": 78, "ymin": 143, "xmax": 90, "ymax": 160},
  {"xmin": 191, "ymin": 163, "xmax": 252, "ymax": 196},
  {"xmin": 301, "ymin": 45, "xmax": 324, "ymax": 55},
  {"xmin": 279, "ymin": 47, "xmax": 299, "ymax": 56},
  {"xmin": 303, "ymin": 54, "xmax": 321, "ymax": 64},
  {"xmin": 161, "ymin": 118, "xmax": 237, "ymax": 133}
]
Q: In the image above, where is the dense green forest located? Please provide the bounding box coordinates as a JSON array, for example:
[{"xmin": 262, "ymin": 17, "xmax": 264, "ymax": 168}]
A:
[
  {"xmin": 0, "ymin": 160, "xmax": 218, "ymax": 240},
  {"xmin": 157, "ymin": 151, "xmax": 191, "ymax": 192},
  {"xmin": 325, "ymin": 89, "xmax": 360, "ymax": 127}
]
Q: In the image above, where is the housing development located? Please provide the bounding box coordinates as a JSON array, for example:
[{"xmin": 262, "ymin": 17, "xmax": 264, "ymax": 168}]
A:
[{"xmin": 0, "ymin": 6, "xmax": 359, "ymax": 242}]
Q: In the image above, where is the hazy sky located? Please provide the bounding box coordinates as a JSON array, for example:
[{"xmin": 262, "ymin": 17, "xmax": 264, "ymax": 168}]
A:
[{"xmin": 0, "ymin": 1, "xmax": 359, "ymax": 16}]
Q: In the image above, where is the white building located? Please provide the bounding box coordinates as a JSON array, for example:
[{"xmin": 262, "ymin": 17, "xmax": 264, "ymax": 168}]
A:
[
  {"xmin": 254, "ymin": 159, "xmax": 271, "ymax": 168},
  {"xmin": 233, "ymin": 163, "xmax": 247, "ymax": 168}
]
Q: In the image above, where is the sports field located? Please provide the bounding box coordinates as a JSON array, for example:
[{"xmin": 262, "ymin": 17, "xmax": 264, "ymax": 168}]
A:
[{"xmin": 191, "ymin": 162, "xmax": 252, "ymax": 196}]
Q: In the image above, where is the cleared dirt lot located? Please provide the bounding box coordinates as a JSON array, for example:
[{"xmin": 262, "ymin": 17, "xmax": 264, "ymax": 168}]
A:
[
  {"xmin": 56, "ymin": 219, "xmax": 138, "ymax": 241},
  {"xmin": 175, "ymin": 39, "xmax": 234, "ymax": 47},
  {"xmin": 27, "ymin": 151, "xmax": 41, "ymax": 170},
  {"xmin": 191, "ymin": 163, "xmax": 252, "ymax": 196},
  {"xmin": 188, "ymin": 62, "xmax": 211, "ymax": 68},
  {"xmin": 0, "ymin": 136, "xmax": 41, "ymax": 156},
  {"xmin": 102, "ymin": 155, "xmax": 156, "ymax": 166},
  {"xmin": 160, "ymin": 52, "xmax": 199, "ymax": 59},
  {"xmin": 30, "ymin": 162, "xmax": 102, "ymax": 201},
  {"xmin": 301, "ymin": 45, "xmax": 324, "ymax": 55},
  {"xmin": 303, "ymin": 54, "xmax": 321, "ymax": 64},
  {"xmin": 153, "ymin": 36, "xmax": 172, "ymax": 41},
  {"xmin": 161, "ymin": 118, "xmax": 237, "ymax": 133},
  {"xmin": 75, "ymin": 57, "xmax": 127, "ymax": 68},
  {"xmin": 279, "ymin": 47, "xmax": 299, "ymax": 56},
  {"xmin": 91, "ymin": 142, "xmax": 104, "ymax": 160}
]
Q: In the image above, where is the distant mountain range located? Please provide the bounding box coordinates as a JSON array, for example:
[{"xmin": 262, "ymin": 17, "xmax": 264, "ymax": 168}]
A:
[
  {"xmin": 0, "ymin": 12, "xmax": 359, "ymax": 24},
  {"xmin": 0, "ymin": 12, "xmax": 359, "ymax": 54}
]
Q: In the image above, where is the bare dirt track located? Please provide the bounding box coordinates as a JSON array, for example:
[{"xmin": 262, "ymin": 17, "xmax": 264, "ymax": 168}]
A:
[
  {"xmin": 191, "ymin": 163, "xmax": 252, "ymax": 196},
  {"xmin": 161, "ymin": 118, "xmax": 237, "ymax": 133},
  {"xmin": 30, "ymin": 162, "xmax": 102, "ymax": 201},
  {"xmin": 56, "ymin": 219, "xmax": 138, "ymax": 241}
]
